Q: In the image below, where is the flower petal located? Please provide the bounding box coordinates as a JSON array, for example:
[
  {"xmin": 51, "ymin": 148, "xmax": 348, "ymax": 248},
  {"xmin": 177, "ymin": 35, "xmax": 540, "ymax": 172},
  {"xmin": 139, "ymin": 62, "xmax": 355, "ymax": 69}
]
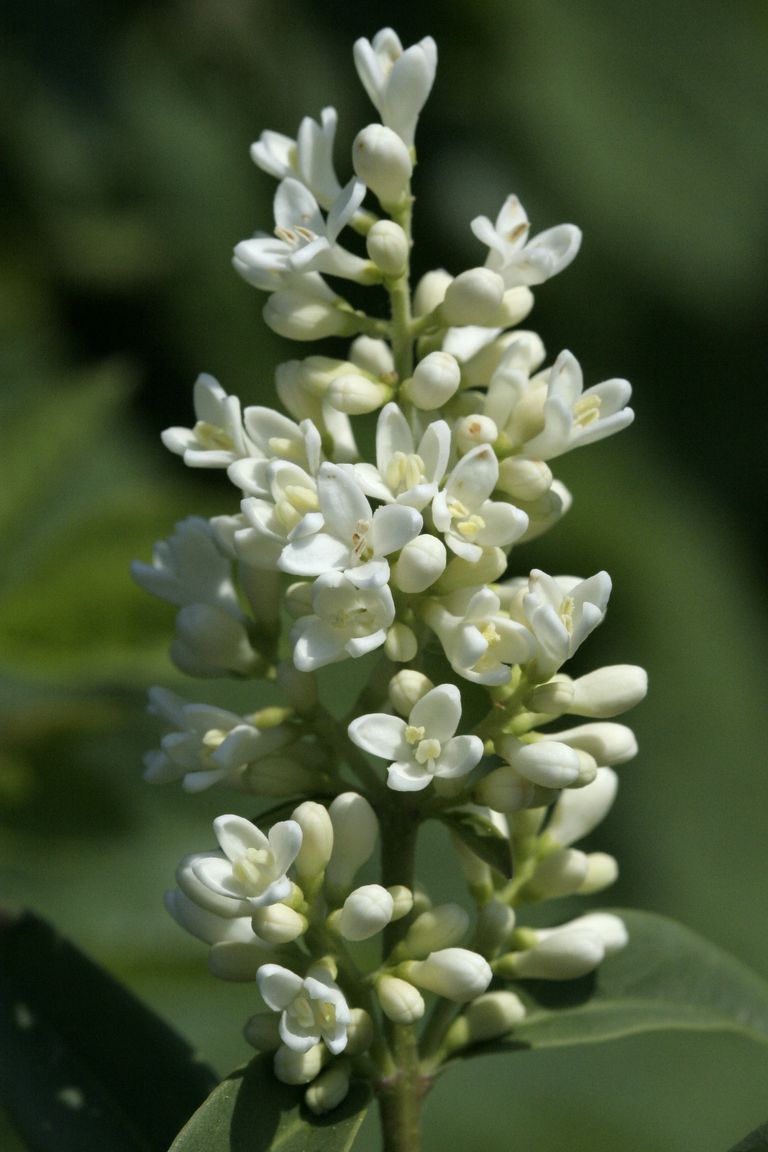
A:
[
  {"xmin": 410, "ymin": 683, "xmax": 461, "ymax": 741},
  {"xmin": 348, "ymin": 713, "xmax": 408, "ymax": 760}
]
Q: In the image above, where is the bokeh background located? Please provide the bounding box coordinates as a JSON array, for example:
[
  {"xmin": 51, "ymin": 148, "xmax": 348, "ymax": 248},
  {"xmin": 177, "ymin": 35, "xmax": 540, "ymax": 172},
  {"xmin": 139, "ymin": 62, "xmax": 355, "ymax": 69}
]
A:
[{"xmin": 2, "ymin": 1, "xmax": 768, "ymax": 1149}]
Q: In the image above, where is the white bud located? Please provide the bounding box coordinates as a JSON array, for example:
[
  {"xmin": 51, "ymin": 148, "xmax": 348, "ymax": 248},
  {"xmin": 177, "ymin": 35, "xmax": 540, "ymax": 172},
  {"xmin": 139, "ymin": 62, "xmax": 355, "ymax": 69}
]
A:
[
  {"xmin": 345, "ymin": 1008, "xmax": 374, "ymax": 1055},
  {"xmin": 567, "ymin": 665, "xmax": 648, "ymax": 718},
  {"xmin": 366, "ymin": 220, "xmax": 409, "ymax": 277},
  {"xmin": 453, "ymin": 990, "xmax": 527, "ymax": 1046},
  {"xmin": 554, "ymin": 912, "xmax": 628, "ymax": 955},
  {"xmin": 339, "ymin": 884, "xmax": 394, "ymax": 941},
  {"xmin": 171, "ymin": 605, "xmax": 258, "ymax": 678},
  {"xmin": 384, "ymin": 621, "xmax": 418, "ymax": 662},
  {"xmin": 407, "ymin": 948, "xmax": 492, "ymax": 1001},
  {"xmin": 475, "ymin": 901, "xmax": 516, "ymax": 955},
  {"xmin": 454, "ymin": 414, "xmax": 499, "ymax": 454},
  {"xmin": 578, "ymin": 852, "xmax": 619, "ymax": 893},
  {"xmin": 292, "ymin": 801, "xmax": 334, "ymax": 885},
  {"xmin": 500, "ymin": 932, "xmax": 605, "ymax": 981},
  {"xmin": 328, "ymin": 373, "xmax": 392, "ymax": 414},
  {"xmin": 264, "ymin": 291, "xmax": 357, "ymax": 342},
  {"xmin": 353, "ymin": 124, "xmax": 412, "ymax": 207},
  {"xmin": 305, "ymin": 1062, "xmax": 350, "ymax": 1115},
  {"xmin": 403, "ymin": 904, "xmax": 470, "ymax": 959},
  {"xmin": 388, "ymin": 670, "xmax": 434, "ymax": 716},
  {"xmin": 413, "ymin": 269, "xmax": 451, "ymax": 316},
  {"xmin": 474, "ymin": 765, "xmax": 535, "ymax": 812},
  {"xmin": 251, "ymin": 904, "xmax": 307, "ymax": 945},
  {"xmin": 349, "ymin": 335, "xmax": 395, "ymax": 377},
  {"xmin": 392, "ymin": 534, "xmax": 447, "ymax": 593},
  {"xmin": 497, "ymin": 457, "xmax": 553, "ymax": 501},
  {"xmin": 497, "ymin": 736, "xmax": 582, "ymax": 788},
  {"xmin": 436, "ymin": 546, "xmax": 507, "ymax": 593},
  {"xmin": 243, "ymin": 1013, "xmax": 281, "ymax": 1051},
  {"xmin": 494, "ymin": 286, "xmax": 535, "ymax": 327},
  {"xmin": 377, "ymin": 975, "xmax": 426, "ymax": 1023},
  {"xmin": 388, "ymin": 885, "xmax": 414, "ymax": 920},
  {"xmin": 524, "ymin": 849, "xmax": 589, "ymax": 900},
  {"xmin": 545, "ymin": 767, "xmax": 619, "ymax": 847},
  {"xmin": 440, "ymin": 267, "xmax": 505, "ymax": 325},
  {"xmin": 325, "ymin": 792, "xmax": 379, "ymax": 899},
  {"xmin": 545, "ymin": 722, "xmax": 638, "ymax": 765},
  {"xmin": 527, "ymin": 674, "xmax": 575, "ymax": 716},
  {"xmin": 274, "ymin": 1042, "xmax": 326, "ymax": 1085},
  {"xmin": 405, "ymin": 351, "xmax": 461, "ymax": 409}
]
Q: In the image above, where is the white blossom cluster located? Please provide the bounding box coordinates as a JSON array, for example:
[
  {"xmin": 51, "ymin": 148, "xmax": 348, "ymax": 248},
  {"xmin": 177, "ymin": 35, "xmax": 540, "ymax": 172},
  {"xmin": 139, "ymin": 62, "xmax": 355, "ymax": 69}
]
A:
[{"xmin": 134, "ymin": 28, "xmax": 645, "ymax": 1113}]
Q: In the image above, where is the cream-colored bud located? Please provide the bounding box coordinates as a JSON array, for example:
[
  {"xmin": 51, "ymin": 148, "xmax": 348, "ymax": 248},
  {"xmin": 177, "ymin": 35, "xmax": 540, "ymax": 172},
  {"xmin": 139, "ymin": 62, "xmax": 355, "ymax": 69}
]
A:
[
  {"xmin": 349, "ymin": 335, "xmax": 395, "ymax": 377},
  {"xmin": 292, "ymin": 801, "xmax": 334, "ymax": 885},
  {"xmin": 497, "ymin": 457, "xmax": 553, "ymax": 501},
  {"xmin": 274, "ymin": 1042, "xmax": 326, "ymax": 1085},
  {"xmin": 436, "ymin": 546, "xmax": 507, "ymax": 593},
  {"xmin": 251, "ymin": 904, "xmax": 307, "ymax": 945},
  {"xmin": 345, "ymin": 1008, "xmax": 374, "ymax": 1055},
  {"xmin": 384, "ymin": 621, "xmax": 418, "ymax": 662},
  {"xmin": 264, "ymin": 291, "xmax": 357, "ymax": 342},
  {"xmin": 407, "ymin": 948, "xmax": 492, "ymax": 1001},
  {"xmin": 392, "ymin": 534, "xmax": 447, "ymax": 593},
  {"xmin": 571, "ymin": 749, "xmax": 598, "ymax": 787},
  {"xmin": 474, "ymin": 765, "xmax": 536, "ymax": 812},
  {"xmin": 527, "ymin": 675, "xmax": 575, "ymax": 716},
  {"xmin": 413, "ymin": 269, "xmax": 452, "ymax": 316},
  {"xmin": 328, "ymin": 373, "xmax": 392, "ymax": 415},
  {"xmin": 523, "ymin": 849, "xmax": 589, "ymax": 901},
  {"xmin": 388, "ymin": 885, "xmax": 414, "ymax": 920},
  {"xmin": 567, "ymin": 665, "xmax": 648, "ymax": 718},
  {"xmin": 493, "ymin": 286, "xmax": 535, "ymax": 327},
  {"xmin": 377, "ymin": 975, "xmax": 426, "ymax": 1023},
  {"xmin": 474, "ymin": 901, "xmax": 516, "ymax": 955},
  {"xmin": 366, "ymin": 220, "xmax": 410, "ymax": 277},
  {"xmin": 339, "ymin": 884, "xmax": 394, "ymax": 941},
  {"xmin": 326, "ymin": 792, "xmax": 379, "ymax": 900},
  {"xmin": 243, "ymin": 1012, "xmax": 281, "ymax": 1051},
  {"xmin": 498, "ymin": 736, "xmax": 582, "ymax": 789},
  {"xmin": 455, "ymin": 990, "xmax": 527, "ymax": 1046},
  {"xmin": 403, "ymin": 904, "xmax": 470, "ymax": 959},
  {"xmin": 440, "ymin": 267, "xmax": 505, "ymax": 325},
  {"xmin": 454, "ymin": 414, "xmax": 499, "ymax": 454},
  {"xmin": 548, "ymin": 722, "xmax": 638, "ymax": 766},
  {"xmin": 388, "ymin": 670, "xmax": 434, "ymax": 716},
  {"xmin": 405, "ymin": 351, "xmax": 461, "ymax": 409},
  {"xmin": 353, "ymin": 124, "xmax": 412, "ymax": 207},
  {"xmin": 305, "ymin": 1062, "xmax": 351, "ymax": 1115},
  {"xmin": 497, "ymin": 934, "xmax": 604, "ymax": 981},
  {"xmin": 578, "ymin": 852, "xmax": 619, "ymax": 894},
  {"xmin": 545, "ymin": 767, "xmax": 619, "ymax": 847}
]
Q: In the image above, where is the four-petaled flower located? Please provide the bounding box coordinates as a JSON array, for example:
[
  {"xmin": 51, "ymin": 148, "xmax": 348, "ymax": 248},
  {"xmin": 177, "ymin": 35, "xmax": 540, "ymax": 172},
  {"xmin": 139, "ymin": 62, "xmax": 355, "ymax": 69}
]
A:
[
  {"xmin": 471, "ymin": 194, "xmax": 581, "ymax": 289},
  {"xmin": 191, "ymin": 814, "xmax": 303, "ymax": 911},
  {"xmin": 432, "ymin": 445, "xmax": 529, "ymax": 562},
  {"xmin": 258, "ymin": 963, "xmax": 351, "ymax": 1054}
]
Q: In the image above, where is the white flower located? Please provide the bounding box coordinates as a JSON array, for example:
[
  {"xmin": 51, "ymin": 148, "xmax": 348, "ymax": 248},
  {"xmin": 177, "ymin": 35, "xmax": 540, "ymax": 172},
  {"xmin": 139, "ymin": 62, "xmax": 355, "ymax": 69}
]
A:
[
  {"xmin": 432, "ymin": 445, "xmax": 529, "ymax": 562},
  {"xmin": 144, "ymin": 687, "xmax": 293, "ymax": 791},
  {"xmin": 257, "ymin": 963, "xmax": 351, "ymax": 1054},
  {"xmin": 471, "ymin": 194, "xmax": 581, "ymax": 289},
  {"xmin": 163, "ymin": 888, "xmax": 254, "ymax": 946},
  {"xmin": 236, "ymin": 461, "xmax": 321, "ymax": 570},
  {"xmin": 348, "ymin": 683, "xmax": 483, "ymax": 792},
  {"xmin": 520, "ymin": 351, "xmax": 634, "ymax": 461},
  {"xmin": 251, "ymin": 106, "xmax": 343, "ymax": 209},
  {"xmin": 291, "ymin": 572, "xmax": 396, "ymax": 670},
  {"xmin": 424, "ymin": 586, "xmax": 535, "ymax": 685},
  {"xmin": 131, "ymin": 517, "xmax": 240, "ymax": 612},
  {"xmin": 280, "ymin": 462, "xmax": 422, "ymax": 588},
  {"xmin": 227, "ymin": 412, "xmax": 322, "ymax": 497},
  {"xmin": 353, "ymin": 403, "xmax": 451, "ymax": 510},
  {"xmin": 522, "ymin": 569, "xmax": 612, "ymax": 677},
  {"xmin": 161, "ymin": 374, "xmax": 252, "ymax": 468},
  {"xmin": 191, "ymin": 814, "xmax": 302, "ymax": 910},
  {"xmin": 353, "ymin": 29, "xmax": 437, "ymax": 148}
]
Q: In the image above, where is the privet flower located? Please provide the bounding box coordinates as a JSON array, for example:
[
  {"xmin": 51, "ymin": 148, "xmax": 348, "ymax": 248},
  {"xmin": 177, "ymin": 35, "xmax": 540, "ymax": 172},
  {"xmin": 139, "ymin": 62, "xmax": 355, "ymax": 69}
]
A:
[{"xmin": 257, "ymin": 964, "xmax": 351, "ymax": 1054}]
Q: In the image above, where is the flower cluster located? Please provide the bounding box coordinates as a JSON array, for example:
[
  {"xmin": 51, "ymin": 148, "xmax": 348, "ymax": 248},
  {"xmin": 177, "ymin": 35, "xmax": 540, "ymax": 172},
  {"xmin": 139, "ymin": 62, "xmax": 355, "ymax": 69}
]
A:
[{"xmin": 135, "ymin": 28, "xmax": 644, "ymax": 1114}]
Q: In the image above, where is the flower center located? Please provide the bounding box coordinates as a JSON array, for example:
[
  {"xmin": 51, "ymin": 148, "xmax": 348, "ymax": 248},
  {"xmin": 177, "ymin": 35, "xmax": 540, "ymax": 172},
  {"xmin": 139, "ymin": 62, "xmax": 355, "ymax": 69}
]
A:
[
  {"xmin": 193, "ymin": 420, "xmax": 234, "ymax": 451},
  {"xmin": 560, "ymin": 595, "xmax": 575, "ymax": 635},
  {"xmin": 233, "ymin": 846, "xmax": 273, "ymax": 890},
  {"xmin": 351, "ymin": 519, "xmax": 372, "ymax": 560},
  {"xmin": 385, "ymin": 451, "xmax": 425, "ymax": 494},
  {"xmin": 573, "ymin": 393, "xmax": 602, "ymax": 428},
  {"xmin": 415, "ymin": 738, "xmax": 442, "ymax": 766}
]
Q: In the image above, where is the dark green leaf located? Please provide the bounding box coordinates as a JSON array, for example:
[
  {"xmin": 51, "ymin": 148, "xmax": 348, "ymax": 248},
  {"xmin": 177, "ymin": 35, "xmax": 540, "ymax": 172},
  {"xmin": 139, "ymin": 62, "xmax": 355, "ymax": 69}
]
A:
[
  {"xmin": 440, "ymin": 809, "xmax": 513, "ymax": 879},
  {"xmin": 169, "ymin": 1053, "xmax": 370, "ymax": 1152},
  {"xmin": 0, "ymin": 909, "xmax": 217, "ymax": 1152},
  {"xmin": 727, "ymin": 1121, "xmax": 768, "ymax": 1151},
  {"xmin": 470, "ymin": 910, "xmax": 768, "ymax": 1054}
]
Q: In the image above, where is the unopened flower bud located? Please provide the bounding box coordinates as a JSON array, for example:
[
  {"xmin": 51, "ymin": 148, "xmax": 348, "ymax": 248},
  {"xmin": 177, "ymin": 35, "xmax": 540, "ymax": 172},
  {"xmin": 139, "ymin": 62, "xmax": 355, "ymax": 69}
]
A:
[
  {"xmin": 274, "ymin": 1042, "xmax": 326, "ymax": 1085},
  {"xmin": 264, "ymin": 290, "xmax": 357, "ymax": 342},
  {"xmin": 406, "ymin": 948, "xmax": 492, "ymax": 1001},
  {"xmin": 545, "ymin": 767, "xmax": 618, "ymax": 847},
  {"xmin": 440, "ymin": 267, "xmax": 505, "ymax": 325},
  {"xmin": 527, "ymin": 674, "xmax": 575, "ymax": 716},
  {"xmin": 523, "ymin": 849, "xmax": 589, "ymax": 901},
  {"xmin": 388, "ymin": 670, "xmax": 434, "ymax": 716},
  {"xmin": 497, "ymin": 457, "xmax": 553, "ymax": 501},
  {"xmin": 338, "ymin": 884, "xmax": 394, "ymax": 941},
  {"xmin": 366, "ymin": 220, "xmax": 409, "ymax": 277},
  {"xmin": 385, "ymin": 621, "xmax": 418, "ymax": 662},
  {"xmin": 567, "ymin": 665, "xmax": 648, "ymax": 718},
  {"xmin": 494, "ymin": 286, "xmax": 535, "ymax": 327},
  {"xmin": 172, "ymin": 605, "xmax": 259, "ymax": 678},
  {"xmin": 454, "ymin": 414, "xmax": 499, "ymax": 455},
  {"xmin": 292, "ymin": 801, "xmax": 334, "ymax": 886},
  {"xmin": 345, "ymin": 1008, "xmax": 374, "ymax": 1055},
  {"xmin": 475, "ymin": 901, "xmax": 516, "ymax": 955},
  {"xmin": 251, "ymin": 904, "xmax": 307, "ymax": 944},
  {"xmin": 244, "ymin": 1013, "xmax": 281, "ymax": 1051},
  {"xmin": 402, "ymin": 904, "xmax": 470, "ymax": 959},
  {"xmin": 497, "ymin": 736, "xmax": 582, "ymax": 788},
  {"xmin": 392, "ymin": 534, "xmax": 447, "ymax": 593},
  {"xmin": 325, "ymin": 792, "xmax": 379, "ymax": 899},
  {"xmin": 498, "ymin": 933, "xmax": 604, "ymax": 981},
  {"xmin": 445, "ymin": 990, "xmax": 527, "ymax": 1051},
  {"xmin": 377, "ymin": 975, "xmax": 426, "ymax": 1023},
  {"xmin": 328, "ymin": 373, "xmax": 393, "ymax": 414},
  {"xmin": 546, "ymin": 722, "xmax": 638, "ymax": 765},
  {"xmin": 436, "ymin": 546, "xmax": 507, "ymax": 593},
  {"xmin": 349, "ymin": 335, "xmax": 396, "ymax": 377},
  {"xmin": 474, "ymin": 765, "xmax": 536, "ymax": 813},
  {"xmin": 305, "ymin": 1062, "xmax": 350, "ymax": 1114},
  {"xmin": 413, "ymin": 269, "xmax": 451, "ymax": 316},
  {"xmin": 578, "ymin": 852, "xmax": 619, "ymax": 894},
  {"xmin": 353, "ymin": 124, "xmax": 412, "ymax": 207},
  {"xmin": 388, "ymin": 885, "xmax": 414, "ymax": 920},
  {"xmin": 404, "ymin": 351, "xmax": 461, "ymax": 409}
]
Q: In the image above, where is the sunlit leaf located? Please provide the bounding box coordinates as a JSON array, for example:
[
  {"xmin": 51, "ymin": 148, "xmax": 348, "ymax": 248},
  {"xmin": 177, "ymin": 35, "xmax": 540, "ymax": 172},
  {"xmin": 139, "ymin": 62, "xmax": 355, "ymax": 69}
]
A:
[{"xmin": 169, "ymin": 1053, "xmax": 370, "ymax": 1152}]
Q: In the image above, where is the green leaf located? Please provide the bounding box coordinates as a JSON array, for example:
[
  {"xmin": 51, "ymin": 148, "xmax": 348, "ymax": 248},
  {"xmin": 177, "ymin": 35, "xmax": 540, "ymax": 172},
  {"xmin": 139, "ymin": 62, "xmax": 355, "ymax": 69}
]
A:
[
  {"xmin": 727, "ymin": 1122, "xmax": 768, "ymax": 1151},
  {"xmin": 473, "ymin": 910, "xmax": 768, "ymax": 1054},
  {"xmin": 440, "ymin": 809, "xmax": 513, "ymax": 879},
  {"xmin": 0, "ymin": 909, "xmax": 217, "ymax": 1152},
  {"xmin": 169, "ymin": 1053, "xmax": 371, "ymax": 1152}
]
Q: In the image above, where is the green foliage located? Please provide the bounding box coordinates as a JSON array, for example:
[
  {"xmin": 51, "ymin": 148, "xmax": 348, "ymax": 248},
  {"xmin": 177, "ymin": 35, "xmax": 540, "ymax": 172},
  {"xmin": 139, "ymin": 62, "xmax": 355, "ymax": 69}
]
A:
[
  {"xmin": 0, "ymin": 910, "xmax": 217, "ymax": 1152},
  {"xmin": 728, "ymin": 1122, "xmax": 768, "ymax": 1151},
  {"xmin": 168, "ymin": 1054, "xmax": 370, "ymax": 1152}
]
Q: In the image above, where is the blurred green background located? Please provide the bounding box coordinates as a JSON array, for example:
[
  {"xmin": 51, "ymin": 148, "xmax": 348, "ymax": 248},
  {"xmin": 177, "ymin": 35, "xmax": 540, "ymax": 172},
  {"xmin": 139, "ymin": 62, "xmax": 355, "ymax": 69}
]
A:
[{"xmin": 2, "ymin": 1, "xmax": 767, "ymax": 1149}]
